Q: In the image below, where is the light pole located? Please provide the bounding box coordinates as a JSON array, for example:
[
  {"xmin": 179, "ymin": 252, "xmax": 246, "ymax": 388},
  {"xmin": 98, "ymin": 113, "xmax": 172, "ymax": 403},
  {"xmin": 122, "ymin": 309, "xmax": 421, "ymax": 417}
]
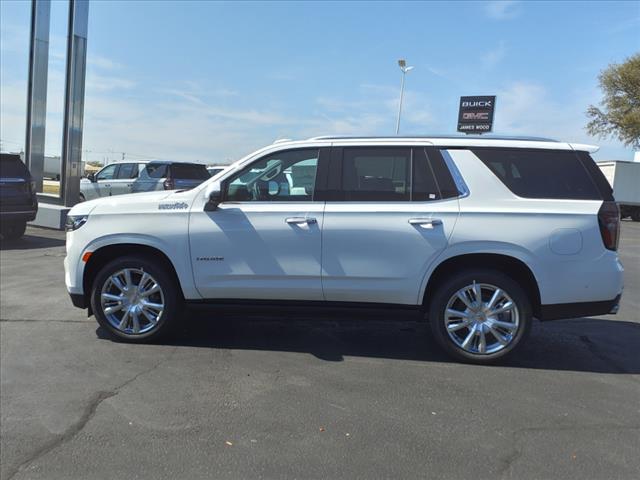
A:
[{"xmin": 395, "ymin": 59, "xmax": 414, "ymax": 135}]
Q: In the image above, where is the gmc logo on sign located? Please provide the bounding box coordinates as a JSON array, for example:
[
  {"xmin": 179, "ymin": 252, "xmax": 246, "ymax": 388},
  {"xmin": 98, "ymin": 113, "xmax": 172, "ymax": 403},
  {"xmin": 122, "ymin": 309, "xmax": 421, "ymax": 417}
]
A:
[{"xmin": 462, "ymin": 112, "xmax": 489, "ymax": 120}]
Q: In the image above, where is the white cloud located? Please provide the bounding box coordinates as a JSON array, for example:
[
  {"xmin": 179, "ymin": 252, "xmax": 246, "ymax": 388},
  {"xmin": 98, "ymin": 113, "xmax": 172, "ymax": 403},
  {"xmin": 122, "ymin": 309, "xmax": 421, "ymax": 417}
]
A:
[
  {"xmin": 483, "ymin": 1, "xmax": 521, "ymax": 20},
  {"xmin": 494, "ymin": 81, "xmax": 632, "ymax": 160},
  {"xmin": 89, "ymin": 55, "xmax": 124, "ymax": 71},
  {"xmin": 0, "ymin": 23, "xmax": 29, "ymax": 55},
  {"xmin": 0, "ymin": 82, "xmax": 28, "ymax": 153},
  {"xmin": 156, "ymin": 84, "xmax": 239, "ymax": 106},
  {"xmin": 315, "ymin": 83, "xmax": 435, "ymax": 135},
  {"xmin": 481, "ymin": 41, "xmax": 507, "ymax": 68},
  {"xmin": 86, "ymin": 73, "xmax": 136, "ymax": 92}
]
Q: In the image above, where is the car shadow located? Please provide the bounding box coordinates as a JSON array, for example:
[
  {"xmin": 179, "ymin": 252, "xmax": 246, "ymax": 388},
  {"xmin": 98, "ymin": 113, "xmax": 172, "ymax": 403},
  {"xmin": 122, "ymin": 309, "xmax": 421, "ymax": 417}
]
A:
[
  {"xmin": 0, "ymin": 233, "xmax": 66, "ymax": 250},
  {"xmin": 97, "ymin": 307, "xmax": 640, "ymax": 374}
]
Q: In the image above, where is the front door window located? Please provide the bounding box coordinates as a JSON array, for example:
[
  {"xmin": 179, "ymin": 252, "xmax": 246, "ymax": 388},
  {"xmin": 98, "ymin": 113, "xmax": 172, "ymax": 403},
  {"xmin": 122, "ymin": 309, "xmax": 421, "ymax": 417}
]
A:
[{"xmin": 226, "ymin": 149, "xmax": 319, "ymax": 202}]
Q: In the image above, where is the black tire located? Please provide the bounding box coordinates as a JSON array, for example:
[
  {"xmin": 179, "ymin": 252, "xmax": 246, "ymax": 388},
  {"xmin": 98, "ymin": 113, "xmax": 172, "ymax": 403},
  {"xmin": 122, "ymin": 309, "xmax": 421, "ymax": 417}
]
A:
[
  {"xmin": 91, "ymin": 255, "xmax": 182, "ymax": 342},
  {"xmin": 78, "ymin": 193, "xmax": 86, "ymax": 202},
  {"xmin": 1, "ymin": 221, "xmax": 27, "ymax": 240},
  {"xmin": 428, "ymin": 269, "xmax": 532, "ymax": 364},
  {"xmin": 631, "ymin": 210, "xmax": 640, "ymax": 222}
]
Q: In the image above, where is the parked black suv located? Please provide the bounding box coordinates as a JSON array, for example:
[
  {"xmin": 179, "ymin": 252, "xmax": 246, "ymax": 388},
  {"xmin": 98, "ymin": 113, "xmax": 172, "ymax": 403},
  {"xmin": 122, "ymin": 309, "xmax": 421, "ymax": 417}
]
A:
[{"xmin": 0, "ymin": 153, "xmax": 38, "ymax": 240}]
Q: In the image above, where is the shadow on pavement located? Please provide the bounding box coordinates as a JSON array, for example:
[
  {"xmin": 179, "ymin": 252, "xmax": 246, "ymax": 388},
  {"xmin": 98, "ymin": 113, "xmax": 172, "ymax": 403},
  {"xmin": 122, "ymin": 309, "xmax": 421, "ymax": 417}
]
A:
[{"xmin": 96, "ymin": 308, "xmax": 640, "ymax": 374}]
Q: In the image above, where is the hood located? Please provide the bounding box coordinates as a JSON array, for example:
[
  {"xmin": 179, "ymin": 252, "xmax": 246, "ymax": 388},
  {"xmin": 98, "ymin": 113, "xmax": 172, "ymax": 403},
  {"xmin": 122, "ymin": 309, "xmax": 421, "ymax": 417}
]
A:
[{"xmin": 69, "ymin": 189, "xmax": 182, "ymax": 216}]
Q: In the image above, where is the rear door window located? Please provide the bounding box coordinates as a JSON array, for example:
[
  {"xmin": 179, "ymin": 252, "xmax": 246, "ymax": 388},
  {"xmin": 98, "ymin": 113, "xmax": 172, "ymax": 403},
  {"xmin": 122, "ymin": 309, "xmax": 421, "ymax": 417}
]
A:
[
  {"xmin": 115, "ymin": 163, "xmax": 139, "ymax": 179},
  {"xmin": 472, "ymin": 148, "xmax": 602, "ymax": 200},
  {"xmin": 146, "ymin": 164, "xmax": 168, "ymax": 178},
  {"xmin": 342, "ymin": 148, "xmax": 411, "ymax": 201},
  {"xmin": 414, "ymin": 148, "xmax": 460, "ymax": 200},
  {"xmin": 170, "ymin": 164, "xmax": 210, "ymax": 180}
]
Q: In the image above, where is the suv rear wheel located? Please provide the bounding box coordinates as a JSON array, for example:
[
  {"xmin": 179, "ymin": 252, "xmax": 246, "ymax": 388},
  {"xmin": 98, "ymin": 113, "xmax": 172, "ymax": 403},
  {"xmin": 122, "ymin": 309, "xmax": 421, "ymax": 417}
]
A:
[
  {"xmin": 0, "ymin": 221, "xmax": 27, "ymax": 240},
  {"xmin": 91, "ymin": 256, "xmax": 181, "ymax": 342},
  {"xmin": 429, "ymin": 269, "xmax": 532, "ymax": 364}
]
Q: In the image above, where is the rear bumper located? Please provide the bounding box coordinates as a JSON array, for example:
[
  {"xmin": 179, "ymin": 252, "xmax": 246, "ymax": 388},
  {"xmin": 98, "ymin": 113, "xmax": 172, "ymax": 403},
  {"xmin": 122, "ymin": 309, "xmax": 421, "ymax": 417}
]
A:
[
  {"xmin": 538, "ymin": 294, "xmax": 622, "ymax": 321},
  {"xmin": 0, "ymin": 209, "xmax": 37, "ymax": 222}
]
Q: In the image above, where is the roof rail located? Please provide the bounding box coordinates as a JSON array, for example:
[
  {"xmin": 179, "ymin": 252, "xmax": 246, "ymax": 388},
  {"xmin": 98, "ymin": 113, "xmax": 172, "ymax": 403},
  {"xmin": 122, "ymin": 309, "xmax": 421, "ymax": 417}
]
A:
[{"xmin": 308, "ymin": 134, "xmax": 559, "ymax": 142}]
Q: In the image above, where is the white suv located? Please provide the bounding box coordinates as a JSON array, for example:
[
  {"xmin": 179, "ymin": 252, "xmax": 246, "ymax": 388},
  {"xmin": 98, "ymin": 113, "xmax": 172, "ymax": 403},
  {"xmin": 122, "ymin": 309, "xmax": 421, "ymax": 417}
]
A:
[{"xmin": 64, "ymin": 136, "xmax": 624, "ymax": 363}]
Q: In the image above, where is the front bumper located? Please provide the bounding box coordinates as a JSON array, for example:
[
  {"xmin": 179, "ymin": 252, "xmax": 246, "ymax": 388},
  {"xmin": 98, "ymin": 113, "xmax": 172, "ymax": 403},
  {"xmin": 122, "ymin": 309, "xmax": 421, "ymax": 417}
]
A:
[{"xmin": 538, "ymin": 294, "xmax": 622, "ymax": 321}]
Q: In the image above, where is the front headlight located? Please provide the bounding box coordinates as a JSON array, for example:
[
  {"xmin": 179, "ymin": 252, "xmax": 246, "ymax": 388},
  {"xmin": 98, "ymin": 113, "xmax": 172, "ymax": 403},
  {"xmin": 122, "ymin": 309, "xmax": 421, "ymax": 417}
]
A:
[{"xmin": 65, "ymin": 215, "xmax": 88, "ymax": 232}]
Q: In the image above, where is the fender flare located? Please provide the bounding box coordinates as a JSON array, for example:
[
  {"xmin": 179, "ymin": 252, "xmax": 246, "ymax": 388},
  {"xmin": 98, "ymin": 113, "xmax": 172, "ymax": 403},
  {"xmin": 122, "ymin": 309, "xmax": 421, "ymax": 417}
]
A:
[
  {"xmin": 417, "ymin": 241, "xmax": 542, "ymax": 305},
  {"xmin": 81, "ymin": 233, "xmax": 200, "ymax": 300}
]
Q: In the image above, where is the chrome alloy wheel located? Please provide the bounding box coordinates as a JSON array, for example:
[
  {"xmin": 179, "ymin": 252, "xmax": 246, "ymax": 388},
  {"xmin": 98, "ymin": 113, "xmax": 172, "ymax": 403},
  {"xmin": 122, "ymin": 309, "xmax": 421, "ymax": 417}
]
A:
[
  {"xmin": 100, "ymin": 268, "xmax": 165, "ymax": 334},
  {"xmin": 444, "ymin": 282, "xmax": 520, "ymax": 355}
]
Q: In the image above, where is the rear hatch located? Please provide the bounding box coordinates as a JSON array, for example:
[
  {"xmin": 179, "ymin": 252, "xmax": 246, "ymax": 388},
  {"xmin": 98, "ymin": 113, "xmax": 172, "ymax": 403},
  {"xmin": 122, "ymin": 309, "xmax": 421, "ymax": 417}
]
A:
[
  {"xmin": 167, "ymin": 163, "xmax": 210, "ymax": 190},
  {"xmin": 0, "ymin": 154, "xmax": 35, "ymax": 211}
]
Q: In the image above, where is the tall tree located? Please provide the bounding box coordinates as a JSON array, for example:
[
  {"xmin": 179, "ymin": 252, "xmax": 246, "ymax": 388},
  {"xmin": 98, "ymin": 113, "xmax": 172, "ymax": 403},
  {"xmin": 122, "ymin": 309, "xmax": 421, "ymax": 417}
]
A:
[{"xmin": 586, "ymin": 53, "xmax": 640, "ymax": 149}]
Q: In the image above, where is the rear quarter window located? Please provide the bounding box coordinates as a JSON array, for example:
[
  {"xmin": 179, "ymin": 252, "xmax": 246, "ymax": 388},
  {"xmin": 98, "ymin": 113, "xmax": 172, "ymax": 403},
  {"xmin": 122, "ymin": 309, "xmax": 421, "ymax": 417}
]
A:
[
  {"xmin": 170, "ymin": 164, "xmax": 210, "ymax": 180},
  {"xmin": 472, "ymin": 148, "xmax": 603, "ymax": 200}
]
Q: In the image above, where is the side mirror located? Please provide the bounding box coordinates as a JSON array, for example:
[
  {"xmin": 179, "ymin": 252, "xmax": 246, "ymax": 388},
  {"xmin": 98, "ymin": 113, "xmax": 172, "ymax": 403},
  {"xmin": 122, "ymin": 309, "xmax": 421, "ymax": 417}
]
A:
[
  {"xmin": 87, "ymin": 173, "xmax": 96, "ymax": 182},
  {"xmin": 204, "ymin": 181, "xmax": 222, "ymax": 211}
]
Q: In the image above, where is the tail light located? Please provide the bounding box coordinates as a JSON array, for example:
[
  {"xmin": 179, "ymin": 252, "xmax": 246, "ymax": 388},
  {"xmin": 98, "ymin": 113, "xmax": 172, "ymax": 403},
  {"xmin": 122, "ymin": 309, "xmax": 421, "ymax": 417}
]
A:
[
  {"xmin": 163, "ymin": 178, "xmax": 174, "ymax": 190},
  {"xmin": 598, "ymin": 201, "xmax": 620, "ymax": 251}
]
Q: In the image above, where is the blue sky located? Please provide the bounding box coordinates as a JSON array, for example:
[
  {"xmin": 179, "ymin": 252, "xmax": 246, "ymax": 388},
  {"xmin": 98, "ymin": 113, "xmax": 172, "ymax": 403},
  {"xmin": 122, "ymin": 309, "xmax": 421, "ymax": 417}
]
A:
[{"xmin": 1, "ymin": 0, "xmax": 639, "ymax": 164}]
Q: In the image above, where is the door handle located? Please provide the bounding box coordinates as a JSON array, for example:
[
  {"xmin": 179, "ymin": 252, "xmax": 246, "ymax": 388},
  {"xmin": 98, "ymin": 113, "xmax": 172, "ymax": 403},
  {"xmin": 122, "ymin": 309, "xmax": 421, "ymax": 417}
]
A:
[
  {"xmin": 408, "ymin": 218, "xmax": 442, "ymax": 226},
  {"xmin": 285, "ymin": 217, "xmax": 317, "ymax": 225}
]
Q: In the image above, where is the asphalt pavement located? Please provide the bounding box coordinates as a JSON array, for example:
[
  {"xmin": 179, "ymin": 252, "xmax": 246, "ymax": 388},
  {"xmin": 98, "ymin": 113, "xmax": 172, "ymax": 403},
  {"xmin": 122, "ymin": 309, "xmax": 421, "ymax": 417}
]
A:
[{"xmin": 1, "ymin": 222, "xmax": 639, "ymax": 480}]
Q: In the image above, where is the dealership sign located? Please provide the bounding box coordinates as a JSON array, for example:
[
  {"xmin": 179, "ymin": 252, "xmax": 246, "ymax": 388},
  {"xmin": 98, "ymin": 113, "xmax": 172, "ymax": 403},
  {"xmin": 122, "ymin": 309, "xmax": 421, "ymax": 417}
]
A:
[{"xmin": 457, "ymin": 95, "xmax": 496, "ymax": 134}]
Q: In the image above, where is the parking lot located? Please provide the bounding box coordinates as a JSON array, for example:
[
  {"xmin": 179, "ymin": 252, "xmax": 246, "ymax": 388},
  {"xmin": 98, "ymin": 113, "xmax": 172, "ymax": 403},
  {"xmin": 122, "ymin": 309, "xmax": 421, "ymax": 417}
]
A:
[{"xmin": 0, "ymin": 222, "xmax": 638, "ymax": 480}]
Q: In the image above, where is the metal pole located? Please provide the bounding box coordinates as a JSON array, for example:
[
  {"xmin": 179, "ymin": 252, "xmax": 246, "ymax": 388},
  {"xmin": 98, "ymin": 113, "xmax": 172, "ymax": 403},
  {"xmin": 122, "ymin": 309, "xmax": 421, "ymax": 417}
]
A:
[
  {"xmin": 25, "ymin": 0, "xmax": 51, "ymax": 193},
  {"xmin": 60, "ymin": 0, "xmax": 89, "ymax": 207},
  {"xmin": 396, "ymin": 70, "xmax": 405, "ymax": 135}
]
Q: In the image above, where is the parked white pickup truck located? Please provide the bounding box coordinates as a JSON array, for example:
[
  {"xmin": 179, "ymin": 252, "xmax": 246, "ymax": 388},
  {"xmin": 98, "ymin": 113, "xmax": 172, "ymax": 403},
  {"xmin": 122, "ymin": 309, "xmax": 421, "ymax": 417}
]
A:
[{"xmin": 597, "ymin": 160, "xmax": 640, "ymax": 221}]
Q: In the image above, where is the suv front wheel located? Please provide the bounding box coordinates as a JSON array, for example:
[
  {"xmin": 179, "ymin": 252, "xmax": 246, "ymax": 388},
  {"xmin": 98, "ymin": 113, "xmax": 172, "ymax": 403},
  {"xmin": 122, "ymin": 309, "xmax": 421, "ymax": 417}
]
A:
[
  {"xmin": 91, "ymin": 256, "xmax": 181, "ymax": 342},
  {"xmin": 429, "ymin": 269, "xmax": 532, "ymax": 364}
]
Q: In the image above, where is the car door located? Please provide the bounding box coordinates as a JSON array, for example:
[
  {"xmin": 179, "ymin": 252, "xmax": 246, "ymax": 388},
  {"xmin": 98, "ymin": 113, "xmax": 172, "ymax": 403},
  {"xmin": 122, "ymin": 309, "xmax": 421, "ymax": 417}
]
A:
[
  {"xmin": 94, "ymin": 164, "xmax": 118, "ymax": 197},
  {"xmin": 321, "ymin": 146, "xmax": 460, "ymax": 305},
  {"xmin": 110, "ymin": 163, "xmax": 139, "ymax": 196},
  {"xmin": 189, "ymin": 148, "xmax": 328, "ymax": 300}
]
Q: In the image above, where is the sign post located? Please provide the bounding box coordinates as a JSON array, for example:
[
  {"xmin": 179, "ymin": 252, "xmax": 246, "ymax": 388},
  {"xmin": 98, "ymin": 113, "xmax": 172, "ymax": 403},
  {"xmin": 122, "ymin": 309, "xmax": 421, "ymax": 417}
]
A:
[{"xmin": 457, "ymin": 95, "xmax": 496, "ymax": 134}]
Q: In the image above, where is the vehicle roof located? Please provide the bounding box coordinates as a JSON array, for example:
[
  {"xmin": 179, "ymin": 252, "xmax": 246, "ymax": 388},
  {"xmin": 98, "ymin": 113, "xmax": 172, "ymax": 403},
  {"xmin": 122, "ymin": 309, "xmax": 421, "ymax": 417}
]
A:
[
  {"xmin": 309, "ymin": 134, "xmax": 560, "ymax": 142},
  {"xmin": 268, "ymin": 135, "xmax": 599, "ymax": 153},
  {"xmin": 99, "ymin": 160, "xmax": 149, "ymax": 165},
  {"xmin": 147, "ymin": 160, "xmax": 207, "ymax": 165}
]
